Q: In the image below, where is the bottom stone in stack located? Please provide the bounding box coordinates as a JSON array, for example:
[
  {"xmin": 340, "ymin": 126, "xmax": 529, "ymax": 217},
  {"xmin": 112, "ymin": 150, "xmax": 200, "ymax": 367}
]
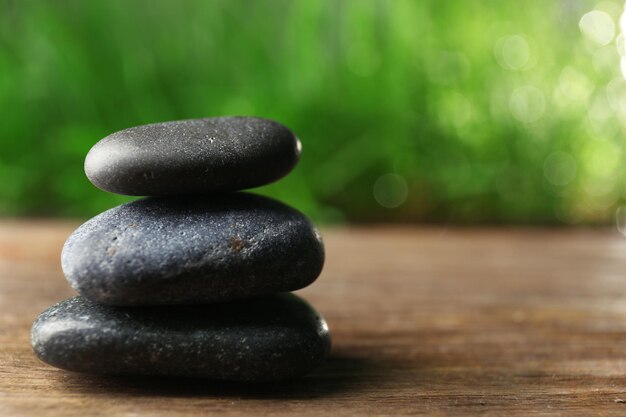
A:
[{"xmin": 31, "ymin": 294, "xmax": 330, "ymax": 382}]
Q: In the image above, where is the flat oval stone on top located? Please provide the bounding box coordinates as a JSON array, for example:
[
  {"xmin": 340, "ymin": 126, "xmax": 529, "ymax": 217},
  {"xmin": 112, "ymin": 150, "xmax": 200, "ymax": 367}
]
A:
[
  {"xmin": 31, "ymin": 294, "xmax": 331, "ymax": 381},
  {"xmin": 85, "ymin": 116, "xmax": 301, "ymax": 196},
  {"xmin": 62, "ymin": 192, "xmax": 324, "ymax": 306}
]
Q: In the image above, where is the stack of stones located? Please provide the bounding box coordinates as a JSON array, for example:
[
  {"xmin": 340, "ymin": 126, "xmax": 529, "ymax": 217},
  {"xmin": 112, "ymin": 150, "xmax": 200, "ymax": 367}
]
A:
[{"xmin": 31, "ymin": 117, "xmax": 330, "ymax": 382}]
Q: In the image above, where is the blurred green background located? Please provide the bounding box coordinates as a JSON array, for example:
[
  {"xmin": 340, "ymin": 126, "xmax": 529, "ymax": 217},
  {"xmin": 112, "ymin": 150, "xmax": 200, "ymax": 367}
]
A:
[{"xmin": 1, "ymin": 0, "xmax": 625, "ymax": 224}]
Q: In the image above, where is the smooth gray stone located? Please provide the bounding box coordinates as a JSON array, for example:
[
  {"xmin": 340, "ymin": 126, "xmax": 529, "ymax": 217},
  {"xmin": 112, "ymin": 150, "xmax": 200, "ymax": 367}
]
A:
[
  {"xmin": 85, "ymin": 116, "xmax": 301, "ymax": 196},
  {"xmin": 62, "ymin": 193, "xmax": 324, "ymax": 306},
  {"xmin": 31, "ymin": 295, "xmax": 331, "ymax": 381}
]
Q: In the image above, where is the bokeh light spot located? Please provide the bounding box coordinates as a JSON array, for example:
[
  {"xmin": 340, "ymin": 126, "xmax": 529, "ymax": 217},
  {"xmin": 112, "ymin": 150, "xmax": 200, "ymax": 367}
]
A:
[
  {"xmin": 620, "ymin": 57, "xmax": 626, "ymax": 80},
  {"xmin": 581, "ymin": 139, "xmax": 621, "ymax": 178},
  {"xmin": 587, "ymin": 93, "xmax": 615, "ymax": 135},
  {"xmin": 543, "ymin": 152, "xmax": 577, "ymax": 186},
  {"xmin": 558, "ymin": 66, "xmax": 594, "ymax": 102},
  {"xmin": 494, "ymin": 35, "xmax": 531, "ymax": 70},
  {"xmin": 373, "ymin": 173, "xmax": 408, "ymax": 208},
  {"xmin": 619, "ymin": 6, "xmax": 626, "ymax": 43},
  {"xmin": 579, "ymin": 10, "xmax": 615, "ymax": 46},
  {"xmin": 509, "ymin": 85, "xmax": 546, "ymax": 123},
  {"xmin": 615, "ymin": 205, "xmax": 626, "ymax": 235},
  {"xmin": 617, "ymin": 33, "xmax": 625, "ymax": 57},
  {"xmin": 605, "ymin": 77, "xmax": 626, "ymax": 117},
  {"xmin": 439, "ymin": 92, "xmax": 472, "ymax": 129}
]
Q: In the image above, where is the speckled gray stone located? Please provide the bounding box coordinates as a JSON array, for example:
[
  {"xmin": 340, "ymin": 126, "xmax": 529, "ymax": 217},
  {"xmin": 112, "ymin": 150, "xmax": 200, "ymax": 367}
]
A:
[
  {"xmin": 85, "ymin": 116, "xmax": 301, "ymax": 196},
  {"xmin": 31, "ymin": 294, "xmax": 331, "ymax": 381},
  {"xmin": 62, "ymin": 192, "xmax": 324, "ymax": 306}
]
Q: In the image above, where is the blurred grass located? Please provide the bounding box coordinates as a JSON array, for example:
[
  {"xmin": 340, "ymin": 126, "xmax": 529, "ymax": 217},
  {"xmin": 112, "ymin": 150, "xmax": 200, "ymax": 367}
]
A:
[{"xmin": 0, "ymin": 0, "xmax": 624, "ymax": 224}]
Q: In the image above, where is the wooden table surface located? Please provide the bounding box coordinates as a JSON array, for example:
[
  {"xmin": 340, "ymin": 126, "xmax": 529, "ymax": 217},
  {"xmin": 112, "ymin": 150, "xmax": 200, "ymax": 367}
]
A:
[{"xmin": 2, "ymin": 221, "xmax": 626, "ymax": 416}]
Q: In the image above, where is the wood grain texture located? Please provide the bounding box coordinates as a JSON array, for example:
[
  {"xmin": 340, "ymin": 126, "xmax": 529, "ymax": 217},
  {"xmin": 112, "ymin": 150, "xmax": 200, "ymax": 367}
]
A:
[{"xmin": 1, "ymin": 221, "xmax": 626, "ymax": 416}]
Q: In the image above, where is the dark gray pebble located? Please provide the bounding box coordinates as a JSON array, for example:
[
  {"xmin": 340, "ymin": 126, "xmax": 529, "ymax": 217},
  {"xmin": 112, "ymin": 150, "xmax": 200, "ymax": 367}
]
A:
[
  {"xmin": 31, "ymin": 295, "xmax": 331, "ymax": 381},
  {"xmin": 62, "ymin": 193, "xmax": 324, "ymax": 306},
  {"xmin": 85, "ymin": 116, "xmax": 301, "ymax": 196}
]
